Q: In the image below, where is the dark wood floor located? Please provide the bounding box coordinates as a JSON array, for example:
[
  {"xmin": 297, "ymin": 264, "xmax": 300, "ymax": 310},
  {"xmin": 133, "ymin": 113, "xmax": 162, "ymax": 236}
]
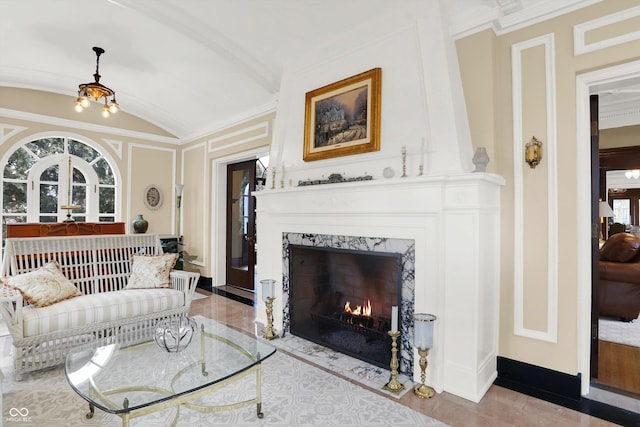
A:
[
  {"xmin": 596, "ymin": 340, "xmax": 640, "ymax": 396},
  {"xmin": 189, "ymin": 291, "xmax": 623, "ymax": 426}
]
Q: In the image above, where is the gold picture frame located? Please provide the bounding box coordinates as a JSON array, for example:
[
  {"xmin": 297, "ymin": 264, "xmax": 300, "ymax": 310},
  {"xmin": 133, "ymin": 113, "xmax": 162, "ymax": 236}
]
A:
[{"xmin": 303, "ymin": 67, "xmax": 381, "ymax": 162}]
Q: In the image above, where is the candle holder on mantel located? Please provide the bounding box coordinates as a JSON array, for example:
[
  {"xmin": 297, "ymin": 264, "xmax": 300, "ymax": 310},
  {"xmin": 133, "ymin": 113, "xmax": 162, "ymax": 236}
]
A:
[
  {"xmin": 413, "ymin": 313, "xmax": 436, "ymax": 398},
  {"xmin": 260, "ymin": 279, "xmax": 278, "ymax": 340}
]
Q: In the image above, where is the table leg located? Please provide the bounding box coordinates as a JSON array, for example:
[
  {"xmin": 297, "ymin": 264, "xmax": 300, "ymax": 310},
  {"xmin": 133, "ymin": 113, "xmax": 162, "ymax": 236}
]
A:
[
  {"xmin": 256, "ymin": 362, "xmax": 264, "ymax": 419},
  {"xmin": 86, "ymin": 403, "xmax": 95, "ymax": 419}
]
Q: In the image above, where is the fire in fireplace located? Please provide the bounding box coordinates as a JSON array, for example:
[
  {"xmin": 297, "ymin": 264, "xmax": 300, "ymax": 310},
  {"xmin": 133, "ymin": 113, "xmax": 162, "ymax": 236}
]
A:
[{"xmin": 288, "ymin": 244, "xmax": 402, "ymax": 368}]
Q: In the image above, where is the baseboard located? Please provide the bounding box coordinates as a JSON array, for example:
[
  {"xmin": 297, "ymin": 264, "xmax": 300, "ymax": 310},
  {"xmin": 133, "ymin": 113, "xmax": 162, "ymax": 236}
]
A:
[
  {"xmin": 196, "ymin": 276, "xmax": 212, "ymax": 292},
  {"xmin": 496, "ymin": 356, "xmax": 640, "ymax": 426}
]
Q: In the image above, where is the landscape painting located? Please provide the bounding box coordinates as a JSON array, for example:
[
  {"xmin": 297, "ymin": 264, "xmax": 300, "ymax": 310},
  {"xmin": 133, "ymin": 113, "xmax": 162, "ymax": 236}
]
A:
[{"xmin": 303, "ymin": 68, "xmax": 381, "ymax": 162}]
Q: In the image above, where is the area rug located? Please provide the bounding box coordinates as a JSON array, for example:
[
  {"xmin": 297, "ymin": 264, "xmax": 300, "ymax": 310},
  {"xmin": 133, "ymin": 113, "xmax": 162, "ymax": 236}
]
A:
[{"xmin": 1, "ymin": 319, "xmax": 448, "ymax": 427}]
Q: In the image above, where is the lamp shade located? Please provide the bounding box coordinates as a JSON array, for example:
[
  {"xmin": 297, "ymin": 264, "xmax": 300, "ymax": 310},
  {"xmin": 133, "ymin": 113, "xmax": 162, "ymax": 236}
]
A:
[
  {"xmin": 599, "ymin": 201, "xmax": 614, "ymax": 218},
  {"xmin": 413, "ymin": 313, "xmax": 436, "ymax": 349}
]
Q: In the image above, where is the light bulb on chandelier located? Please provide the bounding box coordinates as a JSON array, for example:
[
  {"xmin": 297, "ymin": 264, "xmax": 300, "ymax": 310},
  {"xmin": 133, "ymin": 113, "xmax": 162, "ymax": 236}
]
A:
[{"xmin": 74, "ymin": 47, "xmax": 119, "ymax": 117}]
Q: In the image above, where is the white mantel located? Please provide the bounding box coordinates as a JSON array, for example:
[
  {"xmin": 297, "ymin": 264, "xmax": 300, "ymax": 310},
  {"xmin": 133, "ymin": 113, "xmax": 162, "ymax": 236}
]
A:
[{"xmin": 255, "ymin": 173, "xmax": 504, "ymax": 402}]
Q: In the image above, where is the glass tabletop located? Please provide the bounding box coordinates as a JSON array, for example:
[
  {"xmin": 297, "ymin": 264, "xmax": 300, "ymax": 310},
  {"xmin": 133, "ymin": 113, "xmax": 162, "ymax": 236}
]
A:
[{"xmin": 64, "ymin": 318, "xmax": 276, "ymax": 414}]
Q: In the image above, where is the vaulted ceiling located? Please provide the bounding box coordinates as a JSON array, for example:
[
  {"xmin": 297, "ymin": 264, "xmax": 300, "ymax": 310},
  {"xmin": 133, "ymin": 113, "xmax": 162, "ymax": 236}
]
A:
[{"xmin": 0, "ymin": 0, "xmax": 613, "ymax": 141}]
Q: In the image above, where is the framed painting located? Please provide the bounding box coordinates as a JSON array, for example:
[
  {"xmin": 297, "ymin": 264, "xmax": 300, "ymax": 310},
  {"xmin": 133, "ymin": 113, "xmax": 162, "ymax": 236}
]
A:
[{"xmin": 303, "ymin": 67, "xmax": 381, "ymax": 162}]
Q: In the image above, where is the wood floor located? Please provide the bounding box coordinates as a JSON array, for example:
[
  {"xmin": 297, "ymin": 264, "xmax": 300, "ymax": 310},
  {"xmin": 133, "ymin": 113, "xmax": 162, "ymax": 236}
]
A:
[
  {"xmin": 596, "ymin": 340, "xmax": 640, "ymax": 395},
  {"xmin": 189, "ymin": 291, "xmax": 621, "ymax": 427}
]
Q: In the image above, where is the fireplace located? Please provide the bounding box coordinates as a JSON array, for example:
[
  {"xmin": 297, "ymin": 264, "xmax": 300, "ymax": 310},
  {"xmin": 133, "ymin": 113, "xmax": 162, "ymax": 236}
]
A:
[
  {"xmin": 282, "ymin": 232, "xmax": 415, "ymax": 374},
  {"xmin": 288, "ymin": 244, "xmax": 402, "ymax": 368},
  {"xmin": 254, "ymin": 176, "xmax": 503, "ymax": 402}
]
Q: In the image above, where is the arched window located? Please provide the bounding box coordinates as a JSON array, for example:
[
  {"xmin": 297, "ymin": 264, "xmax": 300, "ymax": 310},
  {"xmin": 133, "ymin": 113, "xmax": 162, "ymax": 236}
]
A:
[{"xmin": 2, "ymin": 137, "xmax": 117, "ymax": 236}]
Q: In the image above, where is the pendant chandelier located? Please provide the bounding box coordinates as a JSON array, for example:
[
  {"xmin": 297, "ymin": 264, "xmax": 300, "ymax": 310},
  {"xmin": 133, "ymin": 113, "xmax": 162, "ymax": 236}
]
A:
[{"xmin": 74, "ymin": 47, "xmax": 119, "ymax": 117}]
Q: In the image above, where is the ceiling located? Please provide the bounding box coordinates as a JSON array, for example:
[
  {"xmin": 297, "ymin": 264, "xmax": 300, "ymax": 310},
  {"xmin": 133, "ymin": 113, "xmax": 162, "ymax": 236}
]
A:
[{"xmin": 0, "ymin": 0, "xmax": 615, "ymax": 141}]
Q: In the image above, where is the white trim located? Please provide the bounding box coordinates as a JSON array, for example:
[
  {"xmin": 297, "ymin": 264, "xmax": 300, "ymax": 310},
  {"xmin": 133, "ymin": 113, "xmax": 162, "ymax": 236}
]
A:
[
  {"xmin": 512, "ymin": 33, "xmax": 559, "ymax": 343},
  {"xmin": 181, "ymin": 141, "xmax": 208, "ymax": 265},
  {"xmin": 0, "ymin": 123, "xmax": 28, "ymax": 144},
  {"xmin": 575, "ymin": 59, "xmax": 640, "ymax": 396},
  {"xmin": 207, "ymin": 120, "xmax": 270, "ymax": 153},
  {"xmin": 210, "ymin": 146, "xmax": 270, "ymax": 286},
  {"xmin": 102, "ymin": 139, "xmax": 123, "ymax": 159},
  {"xmin": 0, "ymin": 108, "xmax": 180, "ymax": 145},
  {"xmin": 574, "ymin": 5, "xmax": 640, "ymax": 56}
]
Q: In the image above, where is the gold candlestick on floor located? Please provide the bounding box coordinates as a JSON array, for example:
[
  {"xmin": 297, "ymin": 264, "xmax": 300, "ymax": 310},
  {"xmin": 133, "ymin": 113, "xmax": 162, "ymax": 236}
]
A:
[
  {"xmin": 262, "ymin": 296, "xmax": 278, "ymax": 340},
  {"xmin": 414, "ymin": 348, "xmax": 435, "ymax": 398},
  {"xmin": 383, "ymin": 331, "xmax": 405, "ymax": 394},
  {"xmin": 413, "ymin": 313, "xmax": 436, "ymax": 398}
]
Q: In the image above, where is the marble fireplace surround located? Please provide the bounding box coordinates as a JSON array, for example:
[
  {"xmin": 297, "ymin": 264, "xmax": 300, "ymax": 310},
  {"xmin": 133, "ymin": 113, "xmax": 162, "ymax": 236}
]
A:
[
  {"xmin": 283, "ymin": 232, "xmax": 416, "ymax": 376},
  {"xmin": 254, "ymin": 173, "xmax": 503, "ymax": 403}
]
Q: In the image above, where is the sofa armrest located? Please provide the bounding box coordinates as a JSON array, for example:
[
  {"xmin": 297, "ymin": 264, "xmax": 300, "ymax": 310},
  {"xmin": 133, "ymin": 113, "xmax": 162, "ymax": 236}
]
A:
[
  {"xmin": 169, "ymin": 270, "xmax": 200, "ymax": 307},
  {"xmin": 0, "ymin": 287, "xmax": 24, "ymax": 339},
  {"xmin": 599, "ymin": 261, "xmax": 640, "ymax": 285}
]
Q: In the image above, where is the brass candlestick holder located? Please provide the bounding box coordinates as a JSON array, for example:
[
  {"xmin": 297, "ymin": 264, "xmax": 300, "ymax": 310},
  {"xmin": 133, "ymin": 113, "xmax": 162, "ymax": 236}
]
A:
[
  {"xmin": 414, "ymin": 348, "xmax": 435, "ymax": 398},
  {"xmin": 383, "ymin": 331, "xmax": 405, "ymax": 394},
  {"xmin": 262, "ymin": 296, "xmax": 278, "ymax": 340},
  {"xmin": 271, "ymin": 169, "xmax": 276, "ymax": 190},
  {"xmin": 418, "ymin": 164, "xmax": 424, "ymax": 176}
]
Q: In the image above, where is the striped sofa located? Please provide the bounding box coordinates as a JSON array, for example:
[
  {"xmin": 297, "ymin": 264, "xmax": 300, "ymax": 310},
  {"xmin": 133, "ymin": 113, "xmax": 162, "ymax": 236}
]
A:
[{"xmin": 0, "ymin": 233, "xmax": 200, "ymax": 379}]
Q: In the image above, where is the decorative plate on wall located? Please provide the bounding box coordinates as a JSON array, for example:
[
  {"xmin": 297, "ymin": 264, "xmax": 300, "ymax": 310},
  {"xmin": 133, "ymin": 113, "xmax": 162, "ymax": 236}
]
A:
[{"xmin": 144, "ymin": 185, "xmax": 163, "ymax": 210}]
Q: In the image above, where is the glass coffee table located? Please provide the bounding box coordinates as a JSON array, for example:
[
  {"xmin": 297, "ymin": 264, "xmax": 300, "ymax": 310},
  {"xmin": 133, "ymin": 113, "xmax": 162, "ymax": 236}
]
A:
[{"xmin": 65, "ymin": 319, "xmax": 276, "ymax": 427}]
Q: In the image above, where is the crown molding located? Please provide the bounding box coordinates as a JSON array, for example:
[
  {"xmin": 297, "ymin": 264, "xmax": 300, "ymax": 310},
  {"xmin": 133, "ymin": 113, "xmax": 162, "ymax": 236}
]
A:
[{"xmin": 0, "ymin": 108, "xmax": 180, "ymax": 145}]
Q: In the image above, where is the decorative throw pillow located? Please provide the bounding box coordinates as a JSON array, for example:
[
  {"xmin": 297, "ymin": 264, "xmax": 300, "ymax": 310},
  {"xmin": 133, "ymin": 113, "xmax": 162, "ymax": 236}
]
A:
[
  {"xmin": 5, "ymin": 260, "xmax": 82, "ymax": 307},
  {"xmin": 126, "ymin": 253, "xmax": 179, "ymax": 289}
]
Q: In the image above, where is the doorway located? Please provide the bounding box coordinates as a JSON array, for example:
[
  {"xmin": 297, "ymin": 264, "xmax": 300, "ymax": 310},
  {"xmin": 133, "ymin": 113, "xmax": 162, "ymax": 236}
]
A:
[
  {"xmin": 577, "ymin": 60, "xmax": 640, "ymax": 410},
  {"xmin": 226, "ymin": 160, "xmax": 257, "ymax": 291}
]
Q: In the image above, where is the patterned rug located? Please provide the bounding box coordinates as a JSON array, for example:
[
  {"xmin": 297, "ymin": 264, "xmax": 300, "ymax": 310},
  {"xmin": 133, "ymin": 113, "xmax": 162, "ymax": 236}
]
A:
[{"xmin": 1, "ymin": 319, "xmax": 448, "ymax": 427}]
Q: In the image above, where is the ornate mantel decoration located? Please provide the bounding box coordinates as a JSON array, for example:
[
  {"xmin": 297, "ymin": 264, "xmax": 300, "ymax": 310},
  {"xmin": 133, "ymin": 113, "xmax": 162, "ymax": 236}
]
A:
[{"xmin": 297, "ymin": 173, "xmax": 373, "ymax": 187}]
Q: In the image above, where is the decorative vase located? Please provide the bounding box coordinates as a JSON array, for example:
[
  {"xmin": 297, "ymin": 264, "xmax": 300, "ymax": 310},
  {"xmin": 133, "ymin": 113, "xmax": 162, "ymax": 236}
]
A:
[
  {"xmin": 472, "ymin": 147, "xmax": 490, "ymax": 172},
  {"xmin": 154, "ymin": 316, "xmax": 198, "ymax": 352},
  {"xmin": 132, "ymin": 214, "xmax": 149, "ymax": 233}
]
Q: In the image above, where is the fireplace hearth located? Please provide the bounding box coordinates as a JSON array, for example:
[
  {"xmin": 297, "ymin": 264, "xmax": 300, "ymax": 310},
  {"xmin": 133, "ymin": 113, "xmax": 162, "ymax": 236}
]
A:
[{"xmin": 288, "ymin": 244, "xmax": 402, "ymax": 368}]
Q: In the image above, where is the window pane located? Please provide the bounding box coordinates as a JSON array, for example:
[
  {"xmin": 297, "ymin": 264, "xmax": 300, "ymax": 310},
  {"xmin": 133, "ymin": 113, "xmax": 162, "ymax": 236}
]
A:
[
  {"xmin": 75, "ymin": 215, "xmax": 86, "ymax": 222},
  {"xmin": 613, "ymin": 199, "xmax": 631, "ymax": 225},
  {"xmin": 39, "ymin": 184, "xmax": 58, "ymax": 213},
  {"xmin": 99, "ymin": 216, "xmax": 115, "ymax": 222},
  {"xmin": 93, "ymin": 158, "xmax": 115, "ymax": 185},
  {"xmin": 25, "ymin": 138, "xmax": 64, "ymax": 158},
  {"xmin": 69, "ymin": 139, "xmax": 99, "ymax": 163},
  {"xmin": 72, "ymin": 186, "xmax": 86, "ymax": 210},
  {"xmin": 72, "ymin": 167, "xmax": 86, "ymax": 184},
  {"xmin": 40, "ymin": 165, "xmax": 59, "ymax": 182},
  {"xmin": 4, "ymin": 149, "xmax": 35, "ymax": 180},
  {"xmin": 3, "ymin": 182, "xmax": 27, "ymax": 213},
  {"xmin": 39, "ymin": 216, "xmax": 57, "ymax": 223},
  {"xmin": 99, "ymin": 187, "xmax": 115, "ymax": 213}
]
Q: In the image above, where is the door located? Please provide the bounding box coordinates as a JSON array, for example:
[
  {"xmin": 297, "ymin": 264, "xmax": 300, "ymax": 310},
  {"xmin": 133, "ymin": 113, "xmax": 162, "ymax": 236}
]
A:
[
  {"xmin": 590, "ymin": 94, "xmax": 600, "ymax": 378},
  {"xmin": 225, "ymin": 160, "xmax": 257, "ymax": 290}
]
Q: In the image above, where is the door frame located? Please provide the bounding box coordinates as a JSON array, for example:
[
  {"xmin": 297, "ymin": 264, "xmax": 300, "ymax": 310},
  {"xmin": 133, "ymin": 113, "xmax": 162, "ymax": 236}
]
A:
[
  {"xmin": 576, "ymin": 59, "xmax": 640, "ymax": 396},
  {"xmin": 225, "ymin": 159, "xmax": 257, "ymax": 289},
  {"xmin": 211, "ymin": 147, "xmax": 270, "ymax": 287}
]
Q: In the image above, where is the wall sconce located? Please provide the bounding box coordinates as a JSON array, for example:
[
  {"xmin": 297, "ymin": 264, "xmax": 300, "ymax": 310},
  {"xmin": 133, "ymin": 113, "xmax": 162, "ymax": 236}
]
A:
[
  {"xmin": 413, "ymin": 313, "xmax": 436, "ymax": 399},
  {"xmin": 175, "ymin": 184, "xmax": 184, "ymax": 239},
  {"xmin": 525, "ymin": 136, "xmax": 543, "ymax": 168}
]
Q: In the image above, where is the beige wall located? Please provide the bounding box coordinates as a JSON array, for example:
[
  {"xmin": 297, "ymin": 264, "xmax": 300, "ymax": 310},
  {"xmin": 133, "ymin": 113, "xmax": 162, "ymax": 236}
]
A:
[
  {"xmin": 0, "ymin": 87, "xmax": 275, "ymax": 281},
  {"xmin": 600, "ymin": 125, "xmax": 640, "ymax": 149},
  {"xmin": 457, "ymin": 0, "xmax": 640, "ymax": 375},
  {"xmin": 0, "ymin": 89, "xmax": 180, "ymax": 237},
  {"xmin": 179, "ymin": 113, "xmax": 275, "ymax": 279}
]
